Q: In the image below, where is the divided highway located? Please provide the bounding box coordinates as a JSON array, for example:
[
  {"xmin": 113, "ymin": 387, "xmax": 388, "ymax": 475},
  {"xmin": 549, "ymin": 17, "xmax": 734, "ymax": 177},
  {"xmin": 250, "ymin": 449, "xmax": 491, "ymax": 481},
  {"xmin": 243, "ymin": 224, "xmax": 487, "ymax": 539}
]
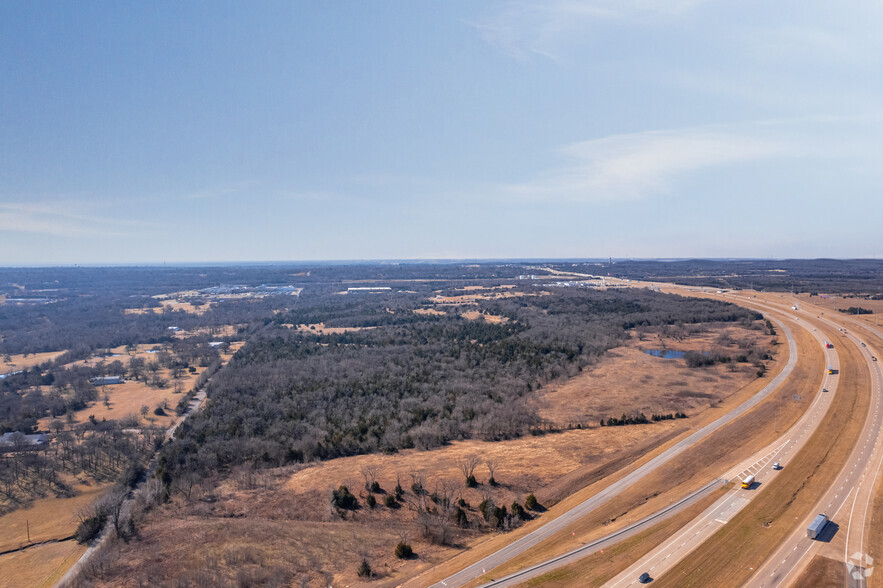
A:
[
  {"xmin": 431, "ymin": 296, "xmax": 800, "ymax": 588},
  {"xmin": 606, "ymin": 294, "xmax": 881, "ymax": 588},
  {"xmin": 606, "ymin": 303, "xmax": 838, "ymax": 587},
  {"xmin": 745, "ymin": 309, "xmax": 883, "ymax": 587},
  {"xmin": 426, "ymin": 286, "xmax": 880, "ymax": 588}
]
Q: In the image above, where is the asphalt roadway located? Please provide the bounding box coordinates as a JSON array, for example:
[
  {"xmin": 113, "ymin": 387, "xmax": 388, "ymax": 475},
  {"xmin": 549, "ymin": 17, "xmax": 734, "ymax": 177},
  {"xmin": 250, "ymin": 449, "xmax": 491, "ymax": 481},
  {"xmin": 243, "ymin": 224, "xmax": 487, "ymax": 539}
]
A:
[
  {"xmin": 605, "ymin": 301, "xmax": 838, "ymax": 588},
  {"xmin": 745, "ymin": 309, "xmax": 883, "ymax": 588}
]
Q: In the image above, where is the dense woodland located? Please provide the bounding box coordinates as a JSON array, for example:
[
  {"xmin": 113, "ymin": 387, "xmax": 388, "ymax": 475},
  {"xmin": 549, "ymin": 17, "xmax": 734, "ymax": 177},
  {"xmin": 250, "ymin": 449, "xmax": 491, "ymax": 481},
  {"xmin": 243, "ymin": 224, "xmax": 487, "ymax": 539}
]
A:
[
  {"xmin": 159, "ymin": 287, "xmax": 762, "ymax": 481},
  {"xmin": 5, "ymin": 259, "xmax": 868, "ymax": 493}
]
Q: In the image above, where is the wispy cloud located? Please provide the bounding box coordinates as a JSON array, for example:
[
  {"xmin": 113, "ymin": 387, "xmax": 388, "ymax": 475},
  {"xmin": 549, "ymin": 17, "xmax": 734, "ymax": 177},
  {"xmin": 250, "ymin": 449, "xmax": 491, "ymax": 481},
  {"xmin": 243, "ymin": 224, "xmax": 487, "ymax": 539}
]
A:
[
  {"xmin": 0, "ymin": 200, "xmax": 150, "ymax": 237},
  {"xmin": 181, "ymin": 180, "xmax": 260, "ymax": 200},
  {"xmin": 469, "ymin": 0, "xmax": 708, "ymax": 60},
  {"xmin": 497, "ymin": 127, "xmax": 789, "ymax": 202}
]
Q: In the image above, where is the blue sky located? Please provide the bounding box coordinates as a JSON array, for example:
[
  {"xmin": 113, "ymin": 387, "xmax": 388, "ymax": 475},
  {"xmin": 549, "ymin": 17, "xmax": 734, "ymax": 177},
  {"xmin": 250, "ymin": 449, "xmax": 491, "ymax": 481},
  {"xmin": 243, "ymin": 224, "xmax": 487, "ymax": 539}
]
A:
[{"xmin": 1, "ymin": 1, "xmax": 881, "ymax": 264}]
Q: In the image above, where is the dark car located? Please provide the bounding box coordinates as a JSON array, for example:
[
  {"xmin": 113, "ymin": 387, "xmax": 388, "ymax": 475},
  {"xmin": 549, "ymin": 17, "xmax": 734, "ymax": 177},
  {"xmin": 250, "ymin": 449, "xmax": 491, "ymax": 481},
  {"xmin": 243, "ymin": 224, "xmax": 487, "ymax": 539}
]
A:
[{"xmin": 639, "ymin": 572, "xmax": 652, "ymax": 583}]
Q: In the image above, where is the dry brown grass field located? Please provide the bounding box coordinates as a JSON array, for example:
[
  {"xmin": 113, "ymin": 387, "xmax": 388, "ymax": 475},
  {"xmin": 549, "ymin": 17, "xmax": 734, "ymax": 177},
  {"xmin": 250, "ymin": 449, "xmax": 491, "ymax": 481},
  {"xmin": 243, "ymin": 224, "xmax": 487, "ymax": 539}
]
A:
[
  {"xmin": 0, "ymin": 350, "xmax": 66, "ymax": 372},
  {"xmin": 460, "ymin": 310, "xmax": 508, "ymax": 324},
  {"xmin": 82, "ymin": 426, "xmax": 693, "ymax": 588},
  {"xmin": 792, "ymin": 555, "xmax": 847, "ymax": 588},
  {"xmin": 0, "ymin": 482, "xmax": 110, "ymax": 552},
  {"xmin": 413, "ymin": 307, "xmax": 446, "ymax": 316},
  {"xmin": 795, "ymin": 292, "xmax": 883, "ymax": 319},
  {"xmin": 535, "ymin": 324, "xmax": 776, "ymax": 426},
  {"xmin": 285, "ymin": 426, "xmax": 680, "ymax": 508},
  {"xmin": 124, "ymin": 298, "xmax": 212, "ymax": 315},
  {"xmin": 430, "ymin": 290, "xmax": 548, "ymax": 306},
  {"xmin": 0, "ymin": 482, "xmax": 108, "ymax": 588},
  {"xmin": 653, "ymin": 313, "xmax": 869, "ymax": 588},
  {"xmin": 0, "ymin": 539, "xmax": 86, "ymax": 588},
  {"xmin": 171, "ymin": 324, "xmax": 238, "ymax": 339}
]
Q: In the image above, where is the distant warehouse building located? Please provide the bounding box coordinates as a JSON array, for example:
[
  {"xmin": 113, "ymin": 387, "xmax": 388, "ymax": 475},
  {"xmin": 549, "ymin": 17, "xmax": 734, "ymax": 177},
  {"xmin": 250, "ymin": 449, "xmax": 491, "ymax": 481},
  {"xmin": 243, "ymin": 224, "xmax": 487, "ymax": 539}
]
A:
[{"xmin": 90, "ymin": 375, "xmax": 124, "ymax": 386}]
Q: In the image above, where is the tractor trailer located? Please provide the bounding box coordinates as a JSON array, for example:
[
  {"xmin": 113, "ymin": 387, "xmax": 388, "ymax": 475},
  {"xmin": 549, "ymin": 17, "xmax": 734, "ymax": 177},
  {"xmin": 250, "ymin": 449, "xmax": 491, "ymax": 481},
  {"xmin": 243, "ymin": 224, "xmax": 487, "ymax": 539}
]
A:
[{"xmin": 807, "ymin": 514, "xmax": 829, "ymax": 539}]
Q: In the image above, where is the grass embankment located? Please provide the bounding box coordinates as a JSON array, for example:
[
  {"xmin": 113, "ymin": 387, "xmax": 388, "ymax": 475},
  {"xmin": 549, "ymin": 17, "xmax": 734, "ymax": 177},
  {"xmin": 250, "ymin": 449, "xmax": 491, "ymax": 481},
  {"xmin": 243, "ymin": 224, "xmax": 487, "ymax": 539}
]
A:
[
  {"xmin": 513, "ymin": 485, "xmax": 731, "ymax": 587},
  {"xmin": 0, "ymin": 540, "xmax": 86, "ymax": 588},
  {"xmin": 467, "ymin": 314, "xmax": 815, "ymax": 584},
  {"xmin": 791, "ymin": 555, "xmax": 846, "ymax": 588},
  {"xmin": 0, "ymin": 483, "xmax": 110, "ymax": 552},
  {"xmin": 653, "ymin": 320, "xmax": 870, "ymax": 588}
]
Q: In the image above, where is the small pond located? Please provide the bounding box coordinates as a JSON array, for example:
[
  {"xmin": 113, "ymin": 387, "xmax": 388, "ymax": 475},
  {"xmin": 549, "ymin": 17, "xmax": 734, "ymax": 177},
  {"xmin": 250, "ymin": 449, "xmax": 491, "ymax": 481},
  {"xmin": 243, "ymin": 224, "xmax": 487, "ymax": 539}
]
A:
[{"xmin": 643, "ymin": 349, "xmax": 686, "ymax": 359}]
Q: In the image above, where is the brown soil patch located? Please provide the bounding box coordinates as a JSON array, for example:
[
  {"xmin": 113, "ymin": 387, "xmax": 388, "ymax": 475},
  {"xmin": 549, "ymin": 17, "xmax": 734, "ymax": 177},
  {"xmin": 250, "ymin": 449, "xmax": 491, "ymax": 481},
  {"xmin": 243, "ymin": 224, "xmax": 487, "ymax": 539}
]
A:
[
  {"xmin": 791, "ymin": 555, "xmax": 847, "ymax": 588},
  {"xmin": 0, "ymin": 540, "xmax": 85, "ymax": 588}
]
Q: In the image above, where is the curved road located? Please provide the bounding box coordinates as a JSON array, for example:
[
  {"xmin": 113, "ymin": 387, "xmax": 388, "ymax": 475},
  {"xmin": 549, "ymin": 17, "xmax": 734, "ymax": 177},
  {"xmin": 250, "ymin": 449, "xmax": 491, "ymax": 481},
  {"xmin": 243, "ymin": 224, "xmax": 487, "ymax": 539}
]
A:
[
  {"xmin": 605, "ymin": 301, "xmax": 838, "ymax": 587},
  {"xmin": 745, "ymin": 304, "xmax": 883, "ymax": 587}
]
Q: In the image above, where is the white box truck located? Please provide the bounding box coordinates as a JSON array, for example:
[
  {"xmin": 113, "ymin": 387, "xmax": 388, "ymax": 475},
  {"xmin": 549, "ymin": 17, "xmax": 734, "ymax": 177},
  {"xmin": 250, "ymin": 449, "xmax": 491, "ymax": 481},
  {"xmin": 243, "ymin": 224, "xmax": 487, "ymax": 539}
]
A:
[{"xmin": 807, "ymin": 514, "xmax": 828, "ymax": 539}]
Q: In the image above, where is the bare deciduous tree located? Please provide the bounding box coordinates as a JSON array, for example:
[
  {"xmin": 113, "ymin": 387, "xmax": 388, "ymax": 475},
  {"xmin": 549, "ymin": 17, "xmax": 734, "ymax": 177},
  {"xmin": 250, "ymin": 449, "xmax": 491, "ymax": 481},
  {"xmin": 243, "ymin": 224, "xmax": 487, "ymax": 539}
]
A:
[
  {"xmin": 459, "ymin": 455, "xmax": 480, "ymax": 487},
  {"xmin": 485, "ymin": 459, "xmax": 498, "ymax": 485},
  {"xmin": 360, "ymin": 465, "xmax": 379, "ymax": 492}
]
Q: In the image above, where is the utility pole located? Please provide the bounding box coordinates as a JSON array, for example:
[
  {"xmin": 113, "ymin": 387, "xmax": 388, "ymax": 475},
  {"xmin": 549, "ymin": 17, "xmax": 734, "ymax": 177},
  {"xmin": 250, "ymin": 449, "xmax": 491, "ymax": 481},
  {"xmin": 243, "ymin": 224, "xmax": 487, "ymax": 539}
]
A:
[{"xmin": 27, "ymin": 519, "xmax": 30, "ymax": 543}]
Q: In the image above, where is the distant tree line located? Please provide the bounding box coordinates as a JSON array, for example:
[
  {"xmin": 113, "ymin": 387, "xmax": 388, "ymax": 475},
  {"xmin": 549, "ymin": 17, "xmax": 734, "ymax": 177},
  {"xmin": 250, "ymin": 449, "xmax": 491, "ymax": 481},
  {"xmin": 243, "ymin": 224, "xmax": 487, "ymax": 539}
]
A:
[{"xmin": 600, "ymin": 412, "xmax": 687, "ymax": 426}]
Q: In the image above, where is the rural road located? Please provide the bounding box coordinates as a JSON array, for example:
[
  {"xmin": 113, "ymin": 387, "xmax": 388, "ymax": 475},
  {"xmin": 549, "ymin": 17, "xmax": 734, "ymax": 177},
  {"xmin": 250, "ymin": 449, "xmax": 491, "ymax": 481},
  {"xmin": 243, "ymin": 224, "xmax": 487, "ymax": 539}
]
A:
[
  {"xmin": 431, "ymin": 297, "xmax": 800, "ymax": 588},
  {"xmin": 54, "ymin": 385, "xmax": 210, "ymax": 587}
]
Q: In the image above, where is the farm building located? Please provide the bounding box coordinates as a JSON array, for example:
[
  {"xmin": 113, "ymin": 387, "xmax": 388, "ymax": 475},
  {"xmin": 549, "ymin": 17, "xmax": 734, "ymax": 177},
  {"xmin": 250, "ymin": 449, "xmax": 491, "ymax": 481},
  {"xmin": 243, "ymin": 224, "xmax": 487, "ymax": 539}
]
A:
[
  {"xmin": 0, "ymin": 432, "xmax": 48, "ymax": 452},
  {"xmin": 91, "ymin": 375, "xmax": 124, "ymax": 386}
]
